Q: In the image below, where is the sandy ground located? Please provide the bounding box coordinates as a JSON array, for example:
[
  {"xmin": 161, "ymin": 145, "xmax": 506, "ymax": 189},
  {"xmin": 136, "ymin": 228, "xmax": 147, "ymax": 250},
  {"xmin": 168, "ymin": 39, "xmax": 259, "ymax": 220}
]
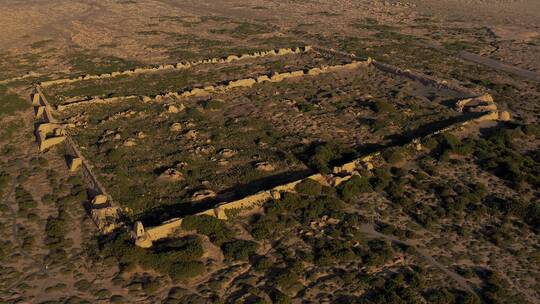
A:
[{"xmin": 0, "ymin": 0, "xmax": 538, "ymax": 72}]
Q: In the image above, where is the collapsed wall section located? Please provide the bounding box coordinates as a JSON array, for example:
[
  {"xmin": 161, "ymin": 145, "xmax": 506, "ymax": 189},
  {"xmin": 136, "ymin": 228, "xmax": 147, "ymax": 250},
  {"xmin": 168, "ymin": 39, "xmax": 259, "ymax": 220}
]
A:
[{"xmin": 34, "ymin": 44, "xmax": 513, "ymax": 247}]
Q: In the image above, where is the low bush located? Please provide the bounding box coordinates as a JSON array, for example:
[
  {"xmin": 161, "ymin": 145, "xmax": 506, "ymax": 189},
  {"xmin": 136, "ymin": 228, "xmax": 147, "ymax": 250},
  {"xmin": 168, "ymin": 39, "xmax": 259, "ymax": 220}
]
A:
[
  {"xmin": 383, "ymin": 146, "xmax": 407, "ymax": 164},
  {"xmin": 201, "ymin": 99, "xmax": 224, "ymax": 110},
  {"xmin": 306, "ymin": 142, "xmax": 353, "ymax": 173},
  {"xmin": 295, "ymin": 179, "xmax": 322, "ymax": 196},
  {"xmin": 168, "ymin": 261, "xmax": 205, "ymax": 281},
  {"xmin": 0, "ymin": 85, "xmax": 29, "ymax": 116},
  {"xmin": 181, "ymin": 215, "xmax": 233, "ymax": 245},
  {"xmin": 311, "ymin": 238, "xmax": 357, "ymax": 266},
  {"xmin": 101, "ymin": 233, "xmax": 205, "ymax": 281},
  {"xmin": 372, "ymin": 100, "xmax": 395, "ymax": 113},
  {"xmin": 0, "ymin": 170, "xmax": 9, "ymax": 196},
  {"xmin": 340, "ymin": 175, "xmax": 373, "ymax": 201},
  {"xmin": 253, "ymin": 256, "xmax": 273, "ymax": 272},
  {"xmin": 274, "ymin": 269, "xmax": 301, "ymax": 292},
  {"xmin": 472, "ymin": 125, "xmax": 540, "ymax": 190},
  {"xmin": 371, "ymin": 167, "xmax": 392, "ymax": 191},
  {"xmin": 16, "ymin": 187, "xmax": 38, "ymax": 218},
  {"xmin": 523, "ymin": 124, "xmax": 540, "ymax": 138},
  {"xmin": 221, "ymin": 239, "xmax": 259, "ymax": 261},
  {"xmin": 481, "ymin": 270, "xmax": 525, "ymax": 304}
]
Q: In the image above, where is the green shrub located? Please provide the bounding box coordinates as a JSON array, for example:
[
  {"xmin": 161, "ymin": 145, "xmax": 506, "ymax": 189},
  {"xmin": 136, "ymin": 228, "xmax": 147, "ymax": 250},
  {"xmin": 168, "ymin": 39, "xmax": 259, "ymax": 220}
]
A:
[
  {"xmin": 312, "ymin": 238, "xmax": 357, "ymax": 266},
  {"xmin": 169, "ymin": 261, "xmax": 205, "ymax": 282},
  {"xmin": 383, "ymin": 147, "xmax": 407, "ymax": 164},
  {"xmin": 45, "ymin": 209, "xmax": 70, "ymax": 247},
  {"xmin": 274, "ymin": 269, "xmax": 300, "ymax": 291},
  {"xmin": 253, "ymin": 256, "xmax": 272, "ymax": 272},
  {"xmin": 422, "ymin": 137, "xmax": 439, "ymax": 151},
  {"xmin": 270, "ymin": 290, "xmax": 292, "ymax": 304},
  {"xmin": 0, "ymin": 85, "xmax": 29, "ymax": 116},
  {"xmin": 0, "ymin": 171, "xmax": 10, "ymax": 197},
  {"xmin": 110, "ymin": 295, "xmax": 125, "ymax": 304},
  {"xmin": 232, "ymin": 22, "xmax": 275, "ymax": 38},
  {"xmin": 371, "ymin": 168, "xmax": 392, "ymax": 191},
  {"xmin": 42, "ymin": 194, "xmax": 57, "ymax": 205},
  {"xmin": 300, "ymin": 196, "xmax": 344, "ymax": 223},
  {"xmin": 372, "ymin": 100, "xmax": 395, "ymax": 113},
  {"xmin": 74, "ymin": 279, "xmax": 92, "ymax": 292},
  {"xmin": 340, "ymin": 175, "xmax": 373, "ymax": 201},
  {"xmin": 16, "ymin": 187, "xmax": 38, "ymax": 217},
  {"xmin": 523, "ymin": 124, "xmax": 540, "ymax": 138},
  {"xmin": 526, "ymin": 202, "xmax": 540, "ymax": 231},
  {"xmin": 221, "ymin": 239, "xmax": 258, "ymax": 261},
  {"xmin": 472, "ymin": 125, "xmax": 539, "ymax": 189},
  {"xmin": 296, "ymin": 102, "xmax": 315, "ymax": 112},
  {"xmin": 101, "ymin": 233, "xmax": 206, "ymax": 281},
  {"xmin": 295, "ymin": 179, "xmax": 322, "ymax": 196},
  {"xmin": 201, "ymin": 99, "xmax": 224, "ymax": 110},
  {"xmin": 153, "ymin": 237, "xmax": 204, "ymax": 261},
  {"xmin": 251, "ymin": 218, "xmax": 274, "ymax": 241},
  {"xmin": 181, "ymin": 215, "xmax": 233, "ymax": 245},
  {"xmin": 481, "ymin": 270, "xmax": 525, "ymax": 304},
  {"xmin": 425, "ymin": 288, "xmax": 455, "ymax": 304},
  {"xmin": 306, "ymin": 142, "xmax": 352, "ymax": 174}
]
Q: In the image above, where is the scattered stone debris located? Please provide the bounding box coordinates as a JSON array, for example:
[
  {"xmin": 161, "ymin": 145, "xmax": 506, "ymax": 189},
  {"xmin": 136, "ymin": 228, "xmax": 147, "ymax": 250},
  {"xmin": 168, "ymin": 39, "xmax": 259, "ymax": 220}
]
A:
[
  {"xmin": 455, "ymin": 93, "xmax": 496, "ymax": 112},
  {"xmin": 499, "ymin": 110, "xmax": 511, "ymax": 121},
  {"xmin": 255, "ymin": 161, "xmax": 275, "ymax": 172},
  {"xmin": 363, "ymin": 161, "xmax": 374, "ymax": 170},
  {"xmin": 158, "ymin": 168, "xmax": 185, "ymax": 182},
  {"xmin": 123, "ymin": 138, "xmax": 137, "ymax": 146},
  {"xmin": 170, "ymin": 122, "xmax": 182, "ymax": 132},
  {"xmin": 192, "ymin": 189, "xmax": 216, "ymax": 201},
  {"xmin": 167, "ymin": 104, "xmax": 185, "ymax": 113},
  {"xmin": 92, "ymin": 207, "xmax": 123, "ymax": 234},
  {"xmin": 219, "ymin": 148, "xmax": 237, "ymax": 158},
  {"xmin": 91, "ymin": 194, "xmax": 108, "ymax": 207},
  {"xmin": 175, "ymin": 161, "xmax": 188, "ymax": 169},
  {"xmin": 186, "ymin": 130, "xmax": 198, "ymax": 140}
]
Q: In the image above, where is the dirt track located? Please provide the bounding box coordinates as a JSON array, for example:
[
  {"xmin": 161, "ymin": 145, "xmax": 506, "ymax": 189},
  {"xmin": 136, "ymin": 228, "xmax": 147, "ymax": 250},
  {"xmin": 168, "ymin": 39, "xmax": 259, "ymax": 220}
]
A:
[{"xmin": 460, "ymin": 51, "xmax": 540, "ymax": 82}]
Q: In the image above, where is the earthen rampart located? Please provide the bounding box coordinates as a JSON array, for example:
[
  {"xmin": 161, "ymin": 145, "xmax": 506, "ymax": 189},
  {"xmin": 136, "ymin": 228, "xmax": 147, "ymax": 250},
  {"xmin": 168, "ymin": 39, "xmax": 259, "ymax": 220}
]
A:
[
  {"xmin": 32, "ymin": 86, "xmax": 124, "ymax": 233},
  {"xmin": 32, "ymin": 45, "xmax": 511, "ymax": 247},
  {"xmin": 57, "ymin": 60, "xmax": 371, "ymax": 110},
  {"xmin": 40, "ymin": 46, "xmax": 313, "ymax": 88}
]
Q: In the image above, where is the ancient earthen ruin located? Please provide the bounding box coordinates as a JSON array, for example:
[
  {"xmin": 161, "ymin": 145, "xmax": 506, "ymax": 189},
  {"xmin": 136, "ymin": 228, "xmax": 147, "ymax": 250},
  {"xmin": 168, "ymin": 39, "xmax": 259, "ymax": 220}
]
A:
[{"xmin": 32, "ymin": 45, "xmax": 510, "ymax": 248}]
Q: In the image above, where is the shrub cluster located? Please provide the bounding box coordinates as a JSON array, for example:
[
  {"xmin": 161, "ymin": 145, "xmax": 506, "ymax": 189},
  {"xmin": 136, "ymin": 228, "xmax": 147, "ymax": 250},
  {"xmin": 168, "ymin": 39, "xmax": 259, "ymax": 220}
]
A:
[
  {"xmin": 339, "ymin": 175, "xmax": 373, "ymax": 201},
  {"xmin": 473, "ymin": 125, "xmax": 540, "ymax": 190},
  {"xmin": 181, "ymin": 215, "xmax": 234, "ymax": 246},
  {"xmin": 222, "ymin": 239, "xmax": 259, "ymax": 261},
  {"xmin": 382, "ymin": 146, "xmax": 407, "ymax": 164},
  {"xmin": 0, "ymin": 170, "xmax": 10, "ymax": 197},
  {"xmin": 15, "ymin": 187, "xmax": 37, "ymax": 218},
  {"xmin": 306, "ymin": 142, "xmax": 353, "ymax": 173},
  {"xmin": 45, "ymin": 176, "xmax": 87, "ymax": 262},
  {"xmin": 481, "ymin": 270, "xmax": 526, "ymax": 304},
  {"xmin": 101, "ymin": 233, "xmax": 205, "ymax": 281}
]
